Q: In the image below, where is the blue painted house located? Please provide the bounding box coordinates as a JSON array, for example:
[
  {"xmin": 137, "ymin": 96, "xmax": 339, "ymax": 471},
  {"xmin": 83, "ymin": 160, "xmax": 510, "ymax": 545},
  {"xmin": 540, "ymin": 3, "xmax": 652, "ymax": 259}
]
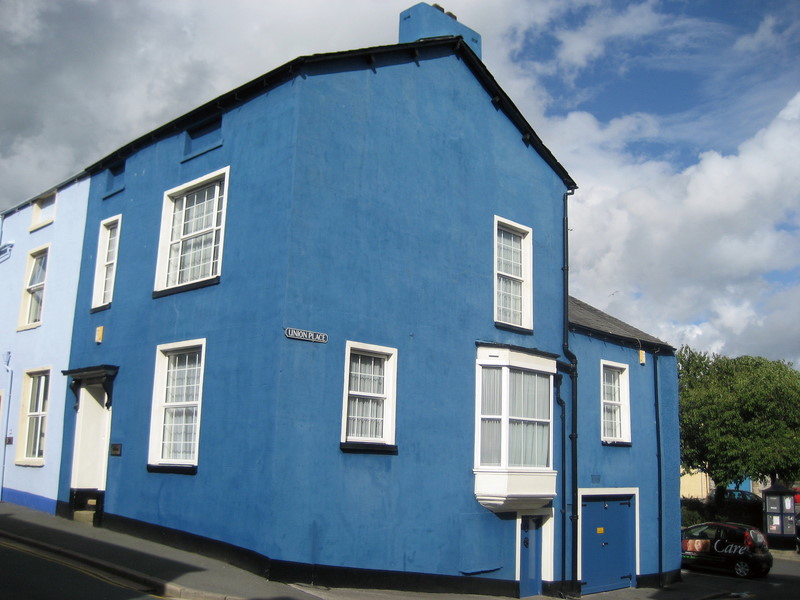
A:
[
  {"xmin": 49, "ymin": 4, "xmax": 679, "ymax": 596},
  {"xmin": 0, "ymin": 176, "xmax": 89, "ymax": 513}
]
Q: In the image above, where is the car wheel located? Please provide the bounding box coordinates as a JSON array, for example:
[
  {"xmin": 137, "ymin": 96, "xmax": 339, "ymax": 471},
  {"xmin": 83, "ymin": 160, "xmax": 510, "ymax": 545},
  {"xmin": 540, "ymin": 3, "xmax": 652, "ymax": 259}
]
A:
[{"xmin": 733, "ymin": 560, "xmax": 752, "ymax": 578}]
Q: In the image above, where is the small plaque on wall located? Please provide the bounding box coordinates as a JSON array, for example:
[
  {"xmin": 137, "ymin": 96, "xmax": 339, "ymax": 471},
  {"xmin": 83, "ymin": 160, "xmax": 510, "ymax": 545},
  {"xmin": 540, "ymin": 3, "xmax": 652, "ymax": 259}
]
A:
[
  {"xmin": 109, "ymin": 443, "xmax": 122, "ymax": 456},
  {"xmin": 284, "ymin": 328, "xmax": 328, "ymax": 343}
]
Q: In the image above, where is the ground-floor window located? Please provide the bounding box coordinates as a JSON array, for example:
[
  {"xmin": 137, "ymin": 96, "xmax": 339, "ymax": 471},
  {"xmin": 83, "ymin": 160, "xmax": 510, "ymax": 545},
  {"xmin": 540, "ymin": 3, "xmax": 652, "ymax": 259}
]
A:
[{"xmin": 148, "ymin": 339, "xmax": 206, "ymax": 467}]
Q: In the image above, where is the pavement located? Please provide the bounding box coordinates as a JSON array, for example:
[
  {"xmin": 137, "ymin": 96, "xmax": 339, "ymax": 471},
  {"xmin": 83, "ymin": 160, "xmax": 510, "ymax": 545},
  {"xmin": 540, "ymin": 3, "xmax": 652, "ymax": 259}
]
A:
[{"xmin": 0, "ymin": 501, "xmax": 798, "ymax": 600}]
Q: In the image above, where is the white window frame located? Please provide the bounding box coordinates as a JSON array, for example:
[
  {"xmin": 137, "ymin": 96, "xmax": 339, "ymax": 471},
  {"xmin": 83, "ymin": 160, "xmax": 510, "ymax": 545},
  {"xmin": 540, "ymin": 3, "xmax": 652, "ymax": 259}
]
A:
[
  {"xmin": 18, "ymin": 245, "xmax": 49, "ymax": 329},
  {"xmin": 29, "ymin": 194, "xmax": 56, "ymax": 231},
  {"xmin": 148, "ymin": 339, "xmax": 206, "ymax": 466},
  {"xmin": 494, "ymin": 216, "xmax": 533, "ymax": 330},
  {"xmin": 600, "ymin": 360, "xmax": 631, "ymax": 443},
  {"xmin": 16, "ymin": 369, "xmax": 50, "ymax": 466},
  {"xmin": 153, "ymin": 167, "xmax": 229, "ymax": 292},
  {"xmin": 92, "ymin": 215, "xmax": 122, "ymax": 308},
  {"xmin": 341, "ymin": 341, "xmax": 398, "ymax": 446},
  {"xmin": 474, "ymin": 347, "xmax": 555, "ymax": 470}
]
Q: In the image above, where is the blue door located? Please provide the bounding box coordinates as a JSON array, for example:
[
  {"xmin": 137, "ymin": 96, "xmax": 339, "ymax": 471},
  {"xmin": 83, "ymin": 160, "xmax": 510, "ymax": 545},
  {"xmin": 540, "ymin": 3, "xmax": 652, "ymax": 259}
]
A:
[
  {"xmin": 519, "ymin": 516, "xmax": 542, "ymax": 598},
  {"xmin": 581, "ymin": 496, "xmax": 635, "ymax": 594}
]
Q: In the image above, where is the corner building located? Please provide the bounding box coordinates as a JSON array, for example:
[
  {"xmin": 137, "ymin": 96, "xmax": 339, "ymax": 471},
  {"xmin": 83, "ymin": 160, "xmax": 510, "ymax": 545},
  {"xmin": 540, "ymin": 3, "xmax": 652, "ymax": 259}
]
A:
[{"xmin": 53, "ymin": 4, "xmax": 680, "ymax": 596}]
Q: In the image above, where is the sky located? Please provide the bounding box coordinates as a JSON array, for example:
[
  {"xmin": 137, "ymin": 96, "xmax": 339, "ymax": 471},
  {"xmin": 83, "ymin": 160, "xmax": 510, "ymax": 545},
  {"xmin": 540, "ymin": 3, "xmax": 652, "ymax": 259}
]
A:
[{"xmin": 1, "ymin": 0, "xmax": 798, "ymax": 366}]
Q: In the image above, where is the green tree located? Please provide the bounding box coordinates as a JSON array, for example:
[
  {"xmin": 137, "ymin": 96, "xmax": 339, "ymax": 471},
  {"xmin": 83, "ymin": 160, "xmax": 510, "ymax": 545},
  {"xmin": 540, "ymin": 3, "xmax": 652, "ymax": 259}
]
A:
[{"xmin": 678, "ymin": 346, "xmax": 800, "ymax": 492}]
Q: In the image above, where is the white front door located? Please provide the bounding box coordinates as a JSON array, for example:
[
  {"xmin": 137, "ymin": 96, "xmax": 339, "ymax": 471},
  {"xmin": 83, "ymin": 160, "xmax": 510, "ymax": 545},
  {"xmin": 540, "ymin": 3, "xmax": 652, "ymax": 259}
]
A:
[{"xmin": 71, "ymin": 384, "xmax": 112, "ymax": 491}]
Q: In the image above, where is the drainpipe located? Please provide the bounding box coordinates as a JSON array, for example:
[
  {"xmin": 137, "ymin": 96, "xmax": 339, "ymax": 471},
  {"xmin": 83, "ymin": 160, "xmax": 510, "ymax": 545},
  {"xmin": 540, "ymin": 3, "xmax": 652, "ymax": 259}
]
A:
[
  {"xmin": 653, "ymin": 349, "xmax": 664, "ymax": 586},
  {"xmin": 1, "ymin": 352, "xmax": 13, "ymax": 502},
  {"xmin": 561, "ymin": 189, "xmax": 579, "ymax": 593},
  {"xmin": 556, "ymin": 374, "xmax": 566, "ymax": 584}
]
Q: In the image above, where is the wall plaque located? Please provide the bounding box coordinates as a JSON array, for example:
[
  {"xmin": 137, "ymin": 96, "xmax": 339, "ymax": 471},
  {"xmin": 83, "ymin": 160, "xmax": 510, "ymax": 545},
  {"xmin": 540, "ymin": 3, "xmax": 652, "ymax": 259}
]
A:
[{"xmin": 284, "ymin": 328, "xmax": 328, "ymax": 344}]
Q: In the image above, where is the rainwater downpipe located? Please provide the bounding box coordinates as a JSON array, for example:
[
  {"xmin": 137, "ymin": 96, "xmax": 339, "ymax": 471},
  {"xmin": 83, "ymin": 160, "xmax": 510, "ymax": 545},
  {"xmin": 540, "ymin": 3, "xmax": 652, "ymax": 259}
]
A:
[
  {"xmin": 653, "ymin": 349, "xmax": 664, "ymax": 586},
  {"xmin": 556, "ymin": 373, "xmax": 566, "ymax": 584},
  {"xmin": 1, "ymin": 353, "xmax": 13, "ymax": 503},
  {"xmin": 561, "ymin": 188, "xmax": 579, "ymax": 590}
]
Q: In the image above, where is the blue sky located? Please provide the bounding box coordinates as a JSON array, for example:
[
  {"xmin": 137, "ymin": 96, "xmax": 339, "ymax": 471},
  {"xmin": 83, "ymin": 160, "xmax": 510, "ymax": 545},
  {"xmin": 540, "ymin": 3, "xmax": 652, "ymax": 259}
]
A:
[
  {"xmin": 1, "ymin": 0, "xmax": 798, "ymax": 365},
  {"xmin": 527, "ymin": 0, "xmax": 800, "ymax": 165}
]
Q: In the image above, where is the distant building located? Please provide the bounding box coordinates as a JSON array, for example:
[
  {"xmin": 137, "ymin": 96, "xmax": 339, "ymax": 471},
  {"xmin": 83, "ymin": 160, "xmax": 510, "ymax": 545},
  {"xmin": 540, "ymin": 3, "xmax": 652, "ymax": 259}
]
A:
[{"xmin": 1, "ymin": 4, "xmax": 680, "ymax": 597}]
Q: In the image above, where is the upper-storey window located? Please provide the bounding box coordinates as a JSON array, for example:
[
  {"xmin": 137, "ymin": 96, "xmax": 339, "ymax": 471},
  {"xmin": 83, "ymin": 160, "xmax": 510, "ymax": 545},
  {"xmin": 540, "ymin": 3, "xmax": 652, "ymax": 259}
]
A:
[
  {"xmin": 19, "ymin": 246, "xmax": 48, "ymax": 328},
  {"xmin": 92, "ymin": 215, "xmax": 122, "ymax": 308},
  {"xmin": 154, "ymin": 167, "xmax": 229, "ymax": 294},
  {"xmin": 494, "ymin": 216, "xmax": 533, "ymax": 330},
  {"xmin": 601, "ymin": 360, "xmax": 631, "ymax": 444},
  {"xmin": 30, "ymin": 194, "xmax": 55, "ymax": 231}
]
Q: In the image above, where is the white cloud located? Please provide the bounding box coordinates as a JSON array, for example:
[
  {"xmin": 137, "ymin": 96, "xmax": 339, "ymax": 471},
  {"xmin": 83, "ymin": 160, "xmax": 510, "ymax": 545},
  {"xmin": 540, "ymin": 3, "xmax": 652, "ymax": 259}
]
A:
[
  {"xmin": 0, "ymin": 0, "xmax": 48, "ymax": 45},
  {"xmin": 553, "ymin": 0, "xmax": 664, "ymax": 71},
  {"xmin": 567, "ymin": 90, "xmax": 800, "ymax": 363},
  {"xmin": 734, "ymin": 15, "xmax": 781, "ymax": 53}
]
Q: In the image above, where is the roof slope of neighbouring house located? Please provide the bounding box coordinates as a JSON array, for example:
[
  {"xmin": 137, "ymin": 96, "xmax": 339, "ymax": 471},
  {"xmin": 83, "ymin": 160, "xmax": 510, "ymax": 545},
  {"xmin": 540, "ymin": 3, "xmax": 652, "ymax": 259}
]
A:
[{"xmin": 569, "ymin": 295, "xmax": 672, "ymax": 350}]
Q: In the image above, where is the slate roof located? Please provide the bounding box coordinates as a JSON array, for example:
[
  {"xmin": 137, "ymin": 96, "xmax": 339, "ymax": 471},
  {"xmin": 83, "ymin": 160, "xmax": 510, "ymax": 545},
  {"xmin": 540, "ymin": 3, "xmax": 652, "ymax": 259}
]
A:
[{"xmin": 568, "ymin": 296, "xmax": 672, "ymax": 350}]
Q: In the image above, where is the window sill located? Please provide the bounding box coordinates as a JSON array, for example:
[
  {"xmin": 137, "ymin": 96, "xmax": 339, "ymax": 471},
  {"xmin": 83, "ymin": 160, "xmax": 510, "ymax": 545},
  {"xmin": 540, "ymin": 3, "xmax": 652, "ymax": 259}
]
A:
[
  {"xmin": 494, "ymin": 321, "xmax": 533, "ymax": 334},
  {"xmin": 16, "ymin": 322, "xmax": 42, "ymax": 332},
  {"xmin": 153, "ymin": 276, "xmax": 220, "ymax": 298},
  {"xmin": 90, "ymin": 303, "xmax": 111, "ymax": 313},
  {"xmin": 602, "ymin": 440, "xmax": 632, "ymax": 447},
  {"xmin": 474, "ymin": 468, "xmax": 557, "ymax": 512},
  {"xmin": 15, "ymin": 459, "xmax": 44, "ymax": 468},
  {"xmin": 340, "ymin": 441, "xmax": 398, "ymax": 455},
  {"xmin": 147, "ymin": 464, "xmax": 198, "ymax": 475}
]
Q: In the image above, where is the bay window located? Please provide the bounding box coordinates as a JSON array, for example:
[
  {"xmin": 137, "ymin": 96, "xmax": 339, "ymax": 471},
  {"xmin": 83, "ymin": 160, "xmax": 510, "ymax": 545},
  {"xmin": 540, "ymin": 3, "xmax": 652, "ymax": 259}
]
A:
[{"xmin": 474, "ymin": 346, "xmax": 557, "ymax": 511}]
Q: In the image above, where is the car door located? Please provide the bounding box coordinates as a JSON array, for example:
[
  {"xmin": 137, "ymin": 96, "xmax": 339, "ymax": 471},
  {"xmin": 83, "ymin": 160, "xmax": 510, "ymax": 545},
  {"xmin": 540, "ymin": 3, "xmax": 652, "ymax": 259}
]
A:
[{"xmin": 682, "ymin": 524, "xmax": 720, "ymax": 570}]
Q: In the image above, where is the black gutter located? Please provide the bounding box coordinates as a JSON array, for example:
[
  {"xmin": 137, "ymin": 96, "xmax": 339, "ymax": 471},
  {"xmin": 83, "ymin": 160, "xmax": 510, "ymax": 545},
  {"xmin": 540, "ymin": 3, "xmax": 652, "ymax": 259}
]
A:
[
  {"xmin": 561, "ymin": 189, "xmax": 579, "ymax": 593},
  {"xmin": 568, "ymin": 323, "xmax": 673, "ymax": 354}
]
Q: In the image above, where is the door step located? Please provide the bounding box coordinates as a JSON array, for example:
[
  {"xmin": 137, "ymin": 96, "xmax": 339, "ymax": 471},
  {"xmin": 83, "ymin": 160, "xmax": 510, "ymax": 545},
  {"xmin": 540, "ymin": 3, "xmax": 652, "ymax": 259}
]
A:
[{"xmin": 73, "ymin": 510, "xmax": 95, "ymax": 524}]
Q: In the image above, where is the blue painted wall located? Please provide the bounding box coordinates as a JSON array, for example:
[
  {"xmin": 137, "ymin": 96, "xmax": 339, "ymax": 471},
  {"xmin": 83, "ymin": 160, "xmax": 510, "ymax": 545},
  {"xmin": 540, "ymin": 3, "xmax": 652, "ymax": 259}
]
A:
[
  {"xmin": 0, "ymin": 178, "xmax": 89, "ymax": 512},
  {"xmin": 61, "ymin": 43, "xmax": 569, "ymax": 583},
  {"xmin": 568, "ymin": 331, "xmax": 681, "ymax": 577}
]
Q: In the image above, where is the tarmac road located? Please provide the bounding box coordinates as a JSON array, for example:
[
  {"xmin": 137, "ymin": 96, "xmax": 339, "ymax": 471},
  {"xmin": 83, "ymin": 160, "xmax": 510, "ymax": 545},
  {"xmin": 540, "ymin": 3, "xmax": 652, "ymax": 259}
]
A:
[{"xmin": 0, "ymin": 538, "xmax": 161, "ymax": 600}]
